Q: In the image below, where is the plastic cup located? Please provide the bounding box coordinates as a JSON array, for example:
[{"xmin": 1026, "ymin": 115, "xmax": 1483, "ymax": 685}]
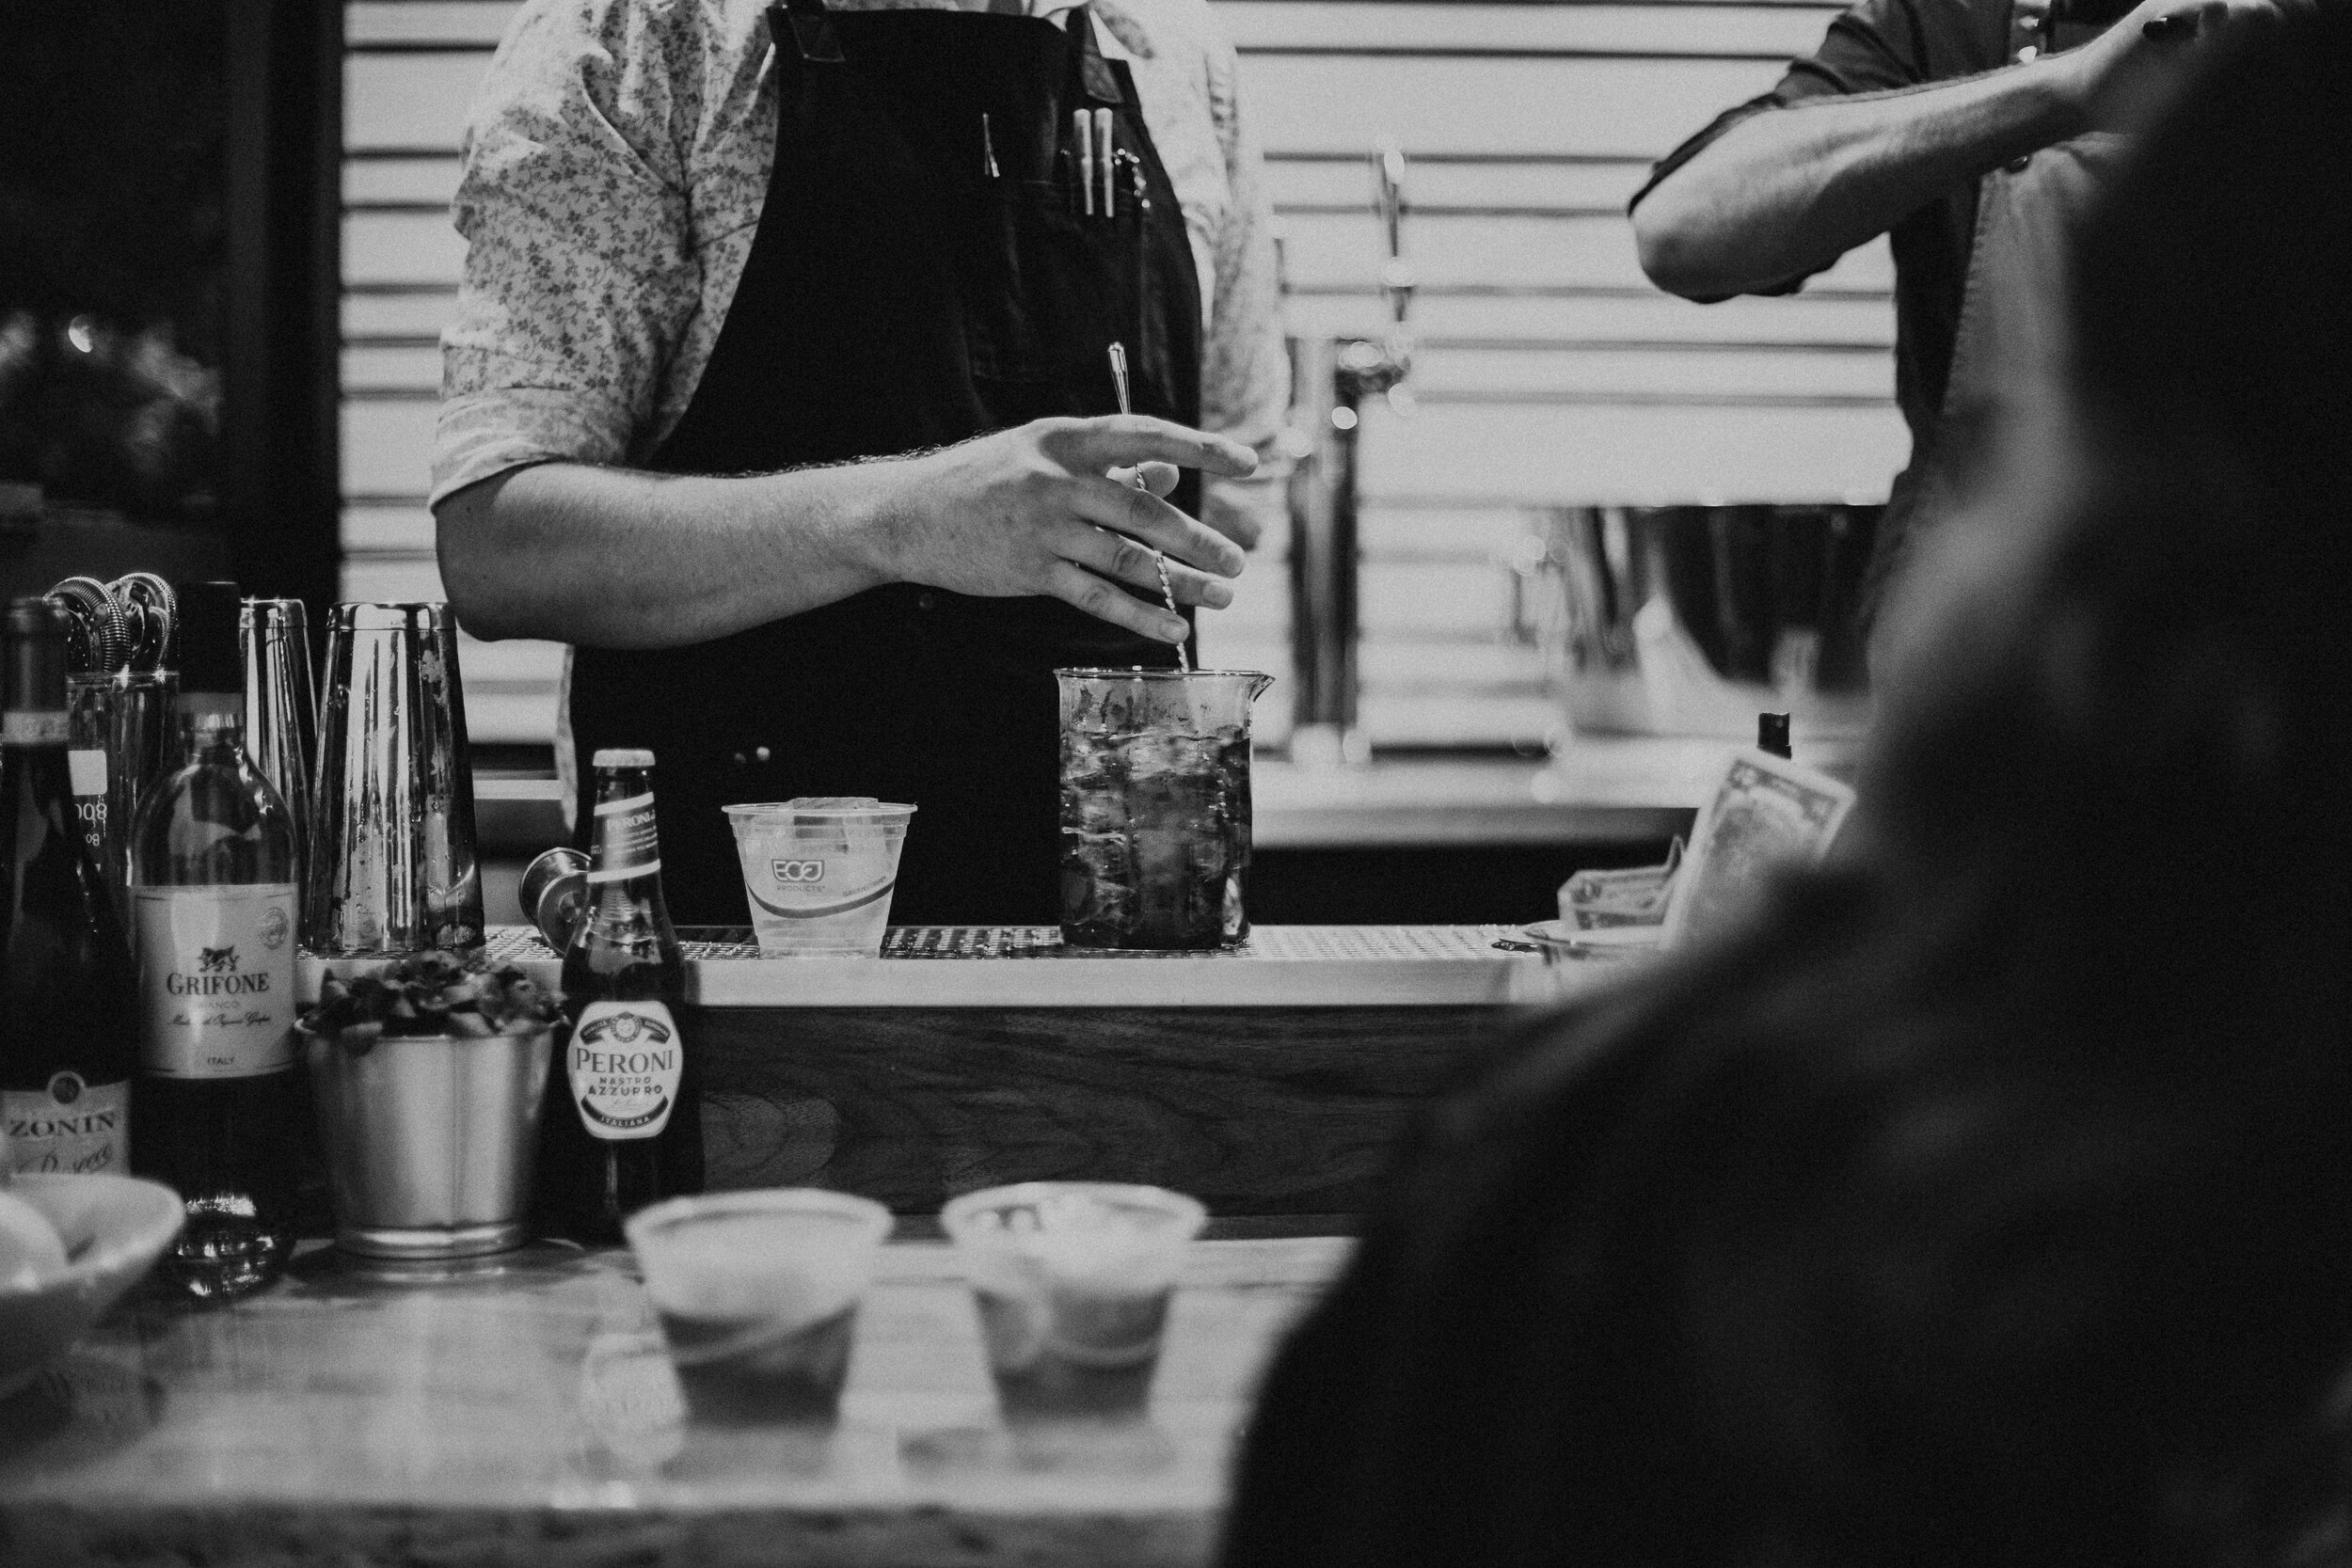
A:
[
  {"xmin": 722, "ymin": 799, "xmax": 915, "ymax": 957},
  {"xmin": 625, "ymin": 1188, "xmax": 893, "ymax": 1426},
  {"xmin": 941, "ymin": 1181, "xmax": 1206, "ymax": 1420}
]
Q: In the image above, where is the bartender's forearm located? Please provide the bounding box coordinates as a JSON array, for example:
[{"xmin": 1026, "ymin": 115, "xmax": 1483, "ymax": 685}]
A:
[
  {"xmin": 437, "ymin": 461, "xmax": 893, "ymax": 648},
  {"xmin": 438, "ymin": 417, "xmax": 1256, "ymax": 649},
  {"xmin": 1633, "ymin": 60, "xmax": 2088, "ymax": 299}
]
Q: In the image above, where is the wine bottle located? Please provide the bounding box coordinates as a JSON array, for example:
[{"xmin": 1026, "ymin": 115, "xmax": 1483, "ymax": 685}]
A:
[
  {"xmin": 62, "ymin": 668, "xmax": 119, "ymax": 903},
  {"xmin": 0, "ymin": 599, "xmax": 136, "ymax": 1176},
  {"xmin": 537, "ymin": 748, "xmax": 703, "ymax": 1244},
  {"xmin": 129, "ymin": 580, "xmax": 301, "ymax": 1300}
]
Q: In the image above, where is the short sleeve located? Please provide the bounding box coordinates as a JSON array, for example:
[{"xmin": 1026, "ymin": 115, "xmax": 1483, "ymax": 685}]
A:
[
  {"xmin": 432, "ymin": 0, "xmax": 705, "ymax": 507},
  {"xmin": 1627, "ymin": 0, "xmax": 1941, "ymax": 218},
  {"xmin": 1198, "ymin": 27, "xmax": 1292, "ymax": 475}
]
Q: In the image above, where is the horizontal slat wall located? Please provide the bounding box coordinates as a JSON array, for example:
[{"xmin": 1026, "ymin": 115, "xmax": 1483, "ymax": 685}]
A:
[{"xmin": 340, "ymin": 0, "xmax": 1901, "ymax": 752}]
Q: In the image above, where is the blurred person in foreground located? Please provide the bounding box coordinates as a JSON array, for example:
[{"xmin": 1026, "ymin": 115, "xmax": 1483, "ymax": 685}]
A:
[{"xmin": 1222, "ymin": 9, "xmax": 2352, "ymax": 1566}]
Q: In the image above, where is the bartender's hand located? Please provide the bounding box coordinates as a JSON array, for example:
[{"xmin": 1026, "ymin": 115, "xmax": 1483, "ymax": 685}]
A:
[
  {"xmin": 879, "ymin": 415, "xmax": 1259, "ymax": 644},
  {"xmin": 2061, "ymin": 0, "xmax": 2307, "ymax": 130}
]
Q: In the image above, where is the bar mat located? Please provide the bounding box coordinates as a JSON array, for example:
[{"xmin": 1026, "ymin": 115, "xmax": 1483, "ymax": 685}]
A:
[{"xmin": 484, "ymin": 925, "xmax": 1515, "ymax": 964}]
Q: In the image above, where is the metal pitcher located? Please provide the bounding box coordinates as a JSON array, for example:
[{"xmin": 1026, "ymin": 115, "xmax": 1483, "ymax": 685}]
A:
[
  {"xmin": 307, "ymin": 603, "xmax": 484, "ymax": 955},
  {"xmin": 241, "ymin": 598, "xmax": 316, "ymax": 883}
]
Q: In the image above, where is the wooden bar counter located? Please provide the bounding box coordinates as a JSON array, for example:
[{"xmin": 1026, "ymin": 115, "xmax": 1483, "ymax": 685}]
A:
[
  {"xmin": 310, "ymin": 926, "xmax": 1612, "ymax": 1227},
  {"xmin": 0, "ymin": 1237, "xmax": 1350, "ymax": 1567}
]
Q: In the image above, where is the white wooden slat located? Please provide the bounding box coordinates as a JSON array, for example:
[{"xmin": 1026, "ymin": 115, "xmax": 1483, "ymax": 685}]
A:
[
  {"xmin": 340, "ymin": 557, "xmax": 446, "ymax": 604},
  {"xmin": 1361, "ymin": 692, "xmax": 1560, "ymax": 751},
  {"xmin": 1281, "ymin": 210, "xmax": 1892, "ymax": 294},
  {"xmin": 1265, "ymin": 156, "xmax": 1648, "ymax": 214},
  {"xmin": 1279, "ymin": 289, "xmax": 1894, "ymax": 349},
  {"xmin": 348, "ymin": 4, "xmax": 1836, "ymax": 65},
  {"xmin": 342, "ymin": 399, "xmax": 438, "ymax": 498},
  {"xmin": 344, "ymin": 213, "xmax": 466, "ymax": 288},
  {"xmin": 343, "ymin": 202, "xmax": 1893, "ymax": 298},
  {"xmin": 343, "ymin": 290, "xmax": 461, "ymax": 342},
  {"xmin": 1217, "ymin": 4, "xmax": 1834, "ymax": 58},
  {"xmin": 465, "ymin": 692, "xmax": 562, "ymax": 746},
  {"xmin": 343, "ymin": 345, "xmax": 442, "ymax": 392},
  {"xmin": 1408, "ymin": 343, "xmax": 1891, "ymax": 401},
  {"xmin": 457, "ymin": 637, "xmax": 567, "ymax": 685},
  {"xmin": 1358, "ymin": 642, "xmax": 1549, "ymax": 693},
  {"xmin": 342, "ymin": 502, "xmax": 437, "ymax": 554},
  {"xmin": 344, "ymin": 156, "xmax": 463, "ymax": 207},
  {"xmin": 343, "ymin": 345, "xmax": 441, "ymax": 391},
  {"xmin": 1360, "ymin": 507, "xmax": 1549, "ymax": 561},
  {"xmin": 348, "ymin": 2, "xmax": 517, "ymax": 47},
  {"xmin": 1239, "ymin": 55, "xmax": 1787, "ymax": 159},
  {"xmin": 341, "ymin": 340, "xmax": 1889, "ymax": 402},
  {"xmin": 346, "ymin": 50, "xmax": 1791, "ymax": 160},
  {"xmin": 1359, "ymin": 560, "xmax": 1511, "ymax": 636},
  {"xmin": 340, "ymin": 390, "xmax": 1912, "ymax": 509},
  {"xmin": 1353, "ymin": 399, "xmax": 1907, "ymax": 504},
  {"xmin": 346, "ymin": 53, "xmax": 491, "ymax": 151}
]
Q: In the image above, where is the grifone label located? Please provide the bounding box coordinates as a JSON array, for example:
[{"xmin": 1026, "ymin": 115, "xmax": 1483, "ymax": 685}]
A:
[
  {"xmin": 569, "ymin": 1000, "xmax": 681, "ymax": 1141},
  {"xmin": 133, "ymin": 884, "xmax": 297, "ymax": 1079}
]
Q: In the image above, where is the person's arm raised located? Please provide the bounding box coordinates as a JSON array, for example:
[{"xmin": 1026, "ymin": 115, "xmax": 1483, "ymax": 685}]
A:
[
  {"xmin": 1632, "ymin": 61, "xmax": 2085, "ymax": 300},
  {"xmin": 436, "ymin": 415, "xmax": 1258, "ymax": 650},
  {"xmin": 1632, "ymin": 0, "xmax": 2294, "ymax": 301}
]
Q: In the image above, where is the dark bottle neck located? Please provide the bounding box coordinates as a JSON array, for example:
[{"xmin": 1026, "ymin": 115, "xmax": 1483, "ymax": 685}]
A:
[
  {"xmin": 588, "ymin": 767, "xmax": 661, "ymax": 883},
  {"xmin": 1, "ymin": 709, "xmax": 71, "ymax": 752},
  {"xmin": 176, "ymin": 690, "xmax": 248, "ymax": 752}
]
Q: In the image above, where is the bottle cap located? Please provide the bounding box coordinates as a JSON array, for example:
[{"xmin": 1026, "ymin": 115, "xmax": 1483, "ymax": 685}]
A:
[
  {"xmin": 592, "ymin": 748, "xmax": 656, "ymax": 769},
  {"xmin": 177, "ymin": 580, "xmax": 245, "ymax": 695}
]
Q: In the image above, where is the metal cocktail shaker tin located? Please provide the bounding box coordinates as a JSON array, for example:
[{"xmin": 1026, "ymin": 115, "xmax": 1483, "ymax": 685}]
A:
[
  {"xmin": 303, "ymin": 1022, "xmax": 554, "ymax": 1259},
  {"xmin": 307, "ymin": 603, "xmax": 485, "ymax": 955},
  {"xmin": 519, "ymin": 846, "xmax": 590, "ymax": 953},
  {"xmin": 240, "ymin": 597, "xmax": 316, "ymax": 879}
]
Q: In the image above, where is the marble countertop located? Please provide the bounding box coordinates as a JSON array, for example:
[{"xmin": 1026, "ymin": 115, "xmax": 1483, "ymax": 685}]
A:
[{"xmin": 0, "ymin": 1237, "xmax": 1353, "ymax": 1566}]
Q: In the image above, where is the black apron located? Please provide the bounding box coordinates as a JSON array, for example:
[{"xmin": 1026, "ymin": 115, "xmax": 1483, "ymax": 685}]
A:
[{"xmin": 569, "ymin": 0, "xmax": 1204, "ymax": 926}]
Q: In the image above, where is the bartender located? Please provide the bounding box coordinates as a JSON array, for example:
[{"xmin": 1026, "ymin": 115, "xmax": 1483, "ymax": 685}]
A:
[
  {"xmin": 1628, "ymin": 0, "xmax": 2296, "ymax": 641},
  {"xmin": 431, "ymin": 0, "xmax": 1288, "ymax": 925}
]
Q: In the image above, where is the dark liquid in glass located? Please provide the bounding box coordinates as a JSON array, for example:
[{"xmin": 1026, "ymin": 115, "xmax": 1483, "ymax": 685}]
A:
[
  {"xmin": 974, "ymin": 1287, "xmax": 1170, "ymax": 1418},
  {"xmin": 658, "ymin": 1303, "xmax": 856, "ymax": 1424},
  {"xmin": 1059, "ymin": 727, "xmax": 1251, "ymax": 950}
]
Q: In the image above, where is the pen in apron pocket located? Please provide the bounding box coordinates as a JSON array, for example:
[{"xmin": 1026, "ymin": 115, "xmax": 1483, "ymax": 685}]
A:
[
  {"xmin": 982, "ymin": 113, "xmax": 1001, "ymax": 179},
  {"xmin": 1074, "ymin": 109, "xmax": 1094, "ymax": 215},
  {"xmin": 1093, "ymin": 107, "xmax": 1115, "ymax": 217}
]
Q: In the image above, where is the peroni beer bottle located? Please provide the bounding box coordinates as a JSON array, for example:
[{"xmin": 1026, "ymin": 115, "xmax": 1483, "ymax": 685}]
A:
[{"xmin": 537, "ymin": 748, "xmax": 703, "ymax": 1243}]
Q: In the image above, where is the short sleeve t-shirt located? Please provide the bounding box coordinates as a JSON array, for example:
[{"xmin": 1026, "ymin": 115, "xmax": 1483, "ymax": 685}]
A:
[{"xmin": 1629, "ymin": 0, "xmax": 2013, "ymax": 451}]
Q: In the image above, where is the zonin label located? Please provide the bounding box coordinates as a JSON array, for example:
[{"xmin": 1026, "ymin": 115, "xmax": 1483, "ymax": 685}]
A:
[{"xmin": 4, "ymin": 1075, "xmax": 128, "ymax": 1175}]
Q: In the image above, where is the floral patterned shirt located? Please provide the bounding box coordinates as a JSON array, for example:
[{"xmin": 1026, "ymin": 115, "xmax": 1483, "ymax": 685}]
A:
[{"xmin": 432, "ymin": 0, "xmax": 1290, "ymax": 508}]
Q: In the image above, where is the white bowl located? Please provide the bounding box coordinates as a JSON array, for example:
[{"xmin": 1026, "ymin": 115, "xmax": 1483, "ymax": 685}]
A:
[{"xmin": 0, "ymin": 1175, "xmax": 183, "ymax": 1400}]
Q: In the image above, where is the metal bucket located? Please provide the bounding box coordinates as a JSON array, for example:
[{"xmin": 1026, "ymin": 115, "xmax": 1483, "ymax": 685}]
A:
[
  {"xmin": 303, "ymin": 1023, "xmax": 554, "ymax": 1259},
  {"xmin": 1539, "ymin": 503, "xmax": 1880, "ymax": 741}
]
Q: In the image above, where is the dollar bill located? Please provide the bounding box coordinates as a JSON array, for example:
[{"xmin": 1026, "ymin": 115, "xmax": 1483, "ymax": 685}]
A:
[
  {"xmin": 1661, "ymin": 748, "xmax": 1854, "ymax": 950},
  {"xmin": 1561, "ymin": 839, "xmax": 1683, "ymax": 928}
]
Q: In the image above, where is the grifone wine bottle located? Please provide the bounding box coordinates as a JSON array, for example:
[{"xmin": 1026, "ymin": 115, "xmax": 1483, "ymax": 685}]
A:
[
  {"xmin": 0, "ymin": 599, "xmax": 136, "ymax": 1176},
  {"xmin": 537, "ymin": 748, "xmax": 703, "ymax": 1244},
  {"xmin": 130, "ymin": 581, "xmax": 301, "ymax": 1300}
]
